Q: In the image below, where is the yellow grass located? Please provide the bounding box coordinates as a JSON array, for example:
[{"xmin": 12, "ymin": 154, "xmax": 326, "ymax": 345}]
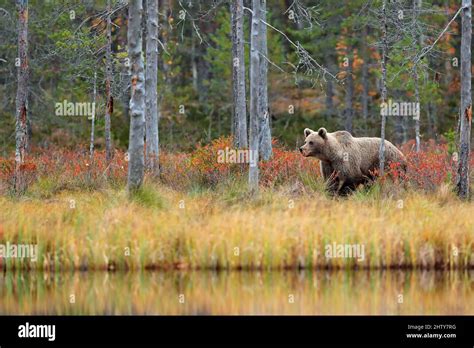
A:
[{"xmin": 1, "ymin": 184, "xmax": 473, "ymax": 271}]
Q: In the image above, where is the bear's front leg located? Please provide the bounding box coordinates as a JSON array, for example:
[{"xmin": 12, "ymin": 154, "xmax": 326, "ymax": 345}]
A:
[
  {"xmin": 326, "ymin": 171, "xmax": 345, "ymax": 196},
  {"xmin": 325, "ymin": 178, "xmax": 339, "ymax": 196},
  {"xmin": 333, "ymin": 172, "xmax": 348, "ymax": 196},
  {"xmin": 336, "ymin": 178, "xmax": 346, "ymax": 195},
  {"xmin": 320, "ymin": 161, "xmax": 338, "ymax": 194}
]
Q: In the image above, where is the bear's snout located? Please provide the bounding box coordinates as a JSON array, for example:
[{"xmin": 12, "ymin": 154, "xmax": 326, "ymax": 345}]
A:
[{"xmin": 299, "ymin": 146, "xmax": 308, "ymax": 157}]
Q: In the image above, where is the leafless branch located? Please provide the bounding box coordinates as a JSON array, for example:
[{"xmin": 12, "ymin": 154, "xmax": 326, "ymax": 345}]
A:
[
  {"xmin": 412, "ymin": 5, "xmax": 463, "ymax": 66},
  {"xmin": 284, "ymin": 0, "xmax": 321, "ymax": 29},
  {"xmin": 244, "ymin": 7, "xmax": 340, "ymax": 84}
]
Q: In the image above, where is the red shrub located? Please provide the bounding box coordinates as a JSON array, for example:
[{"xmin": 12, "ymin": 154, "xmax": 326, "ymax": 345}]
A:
[
  {"xmin": 260, "ymin": 140, "xmax": 319, "ymax": 187},
  {"xmin": 0, "ymin": 137, "xmax": 472, "ymax": 194},
  {"xmin": 400, "ymin": 141, "xmax": 458, "ymax": 191}
]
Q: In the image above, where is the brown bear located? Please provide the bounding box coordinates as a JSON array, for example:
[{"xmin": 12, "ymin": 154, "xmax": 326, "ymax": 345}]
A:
[{"xmin": 299, "ymin": 127, "xmax": 406, "ymax": 195}]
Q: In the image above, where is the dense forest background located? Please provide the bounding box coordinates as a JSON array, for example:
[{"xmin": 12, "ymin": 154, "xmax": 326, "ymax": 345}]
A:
[
  {"xmin": 0, "ymin": 0, "xmax": 473, "ymax": 285},
  {"xmin": 0, "ymin": 0, "xmax": 469, "ymax": 155}
]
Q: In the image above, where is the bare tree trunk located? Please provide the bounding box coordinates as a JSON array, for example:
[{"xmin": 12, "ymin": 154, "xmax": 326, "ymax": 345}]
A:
[
  {"xmin": 14, "ymin": 0, "xmax": 29, "ymax": 194},
  {"xmin": 361, "ymin": 25, "xmax": 370, "ymax": 122},
  {"xmin": 395, "ymin": 115, "xmax": 404, "ymax": 145},
  {"xmin": 428, "ymin": 101, "xmax": 438, "ymax": 139},
  {"xmin": 249, "ymin": 0, "xmax": 260, "ymax": 193},
  {"xmin": 191, "ymin": 34, "xmax": 198, "ymax": 92},
  {"xmin": 412, "ymin": 0, "xmax": 421, "ymax": 152},
  {"xmin": 402, "ymin": 117, "xmax": 408, "ymax": 143},
  {"xmin": 413, "ymin": 66, "xmax": 421, "ymax": 152},
  {"xmin": 395, "ymin": 90, "xmax": 405, "ymax": 145},
  {"xmin": 323, "ymin": 13, "xmax": 338, "ymax": 119},
  {"xmin": 378, "ymin": 0, "xmax": 388, "ymax": 176},
  {"xmin": 456, "ymin": 0, "xmax": 472, "ymax": 199},
  {"xmin": 258, "ymin": 0, "xmax": 272, "ymax": 160},
  {"xmin": 127, "ymin": 0, "xmax": 145, "ymax": 193},
  {"xmin": 196, "ymin": 21, "xmax": 211, "ymax": 105},
  {"xmin": 90, "ymin": 71, "xmax": 97, "ymax": 160},
  {"xmin": 120, "ymin": 9, "xmax": 130, "ymax": 125},
  {"xmin": 105, "ymin": 0, "xmax": 113, "ymax": 164},
  {"xmin": 344, "ymin": 48, "xmax": 354, "ymax": 133},
  {"xmin": 231, "ymin": 0, "xmax": 248, "ymax": 149},
  {"xmin": 324, "ymin": 53, "xmax": 336, "ymax": 117},
  {"xmin": 145, "ymin": 0, "xmax": 159, "ymax": 176}
]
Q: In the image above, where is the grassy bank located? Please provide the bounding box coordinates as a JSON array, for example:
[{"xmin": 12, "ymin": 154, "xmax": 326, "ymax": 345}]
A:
[{"xmin": 1, "ymin": 181, "xmax": 473, "ymax": 271}]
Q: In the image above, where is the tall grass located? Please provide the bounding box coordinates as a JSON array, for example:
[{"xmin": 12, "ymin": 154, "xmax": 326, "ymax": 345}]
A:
[{"xmin": 1, "ymin": 183, "xmax": 472, "ymax": 271}]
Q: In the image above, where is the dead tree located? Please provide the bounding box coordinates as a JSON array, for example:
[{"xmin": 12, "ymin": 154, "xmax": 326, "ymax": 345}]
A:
[
  {"xmin": 230, "ymin": 0, "xmax": 248, "ymax": 148},
  {"xmin": 456, "ymin": 0, "xmax": 472, "ymax": 199},
  {"xmin": 378, "ymin": 0, "xmax": 389, "ymax": 176},
  {"xmin": 105, "ymin": 0, "xmax": 114, "ymax": 164},
  {"xmin": 145, "ymin": 0, "xmax": 160, "ymax": 175},
  {"xmin": 258, "ymin": 0, "xmax": 272, "ymax": 160},
  {"xmin": 249, "ymin": 0, "xmax": 260, "ymax": 193},
  {"xmin": 361, "ymin": 25, "xmax": 370, "ymax": 122},
  {"xmin": 127, "ymin": 0, "xmax": 145, "ymax": 193},
  {"xmin": 14, "ymin": 0, "xmax": 29, "ymax": 194},
  {"xmin": 343, "ymin": 48, "xmax": 354, "ymax": 133},
  {"xmin": 90, "ymin": 71, "xmax": 97, "ymax": 160},
  {"xmin": 231, "ymin": 0, "xmax": 248, "ymax": 149},
  {"xmin": 412, "ymin": 0, "xmax": 422, "ymax": 152}
]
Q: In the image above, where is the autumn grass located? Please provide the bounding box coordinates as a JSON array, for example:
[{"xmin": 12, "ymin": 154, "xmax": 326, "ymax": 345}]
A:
[{"xmin": 1, "ymin": 180, "xmax": 473, "ymax": 271}]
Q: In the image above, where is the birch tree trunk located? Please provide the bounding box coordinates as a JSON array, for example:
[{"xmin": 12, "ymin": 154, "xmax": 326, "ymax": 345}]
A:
[
  {"xmin": 14, "ymin": 0, "xmax": 29, "ymax": 194},
  {"xmin": 413, "ymin": 65, "xmax": 421, "ymax": 152},
  {"xmin": 249, "ymin": 0, "xmax": 260, "ymax": 193},
  {"xmin": 413, "ymin": 0, "xmax": 422, "ymax": 151},
  {"xmin": 344, "ymin": 49, "xmax": 354, "ymax": 133},
  {"xmin": 145, "ymin": 0, "xmax": 159, "ymax": 175},
  {"xmin": 258, "ymin": 0, "xmax": 272, "ymax": 160},
  {"xmin": 456, "ymin": 0, "xmax": 472, "ymax": 199},
  {"xmin": 105, "ymin": 0, "xmax": 113, "ymax": 164},
  {"xmin": 324, "ymin": 53, "xmax": 336, "ymax": 116},
  {"xmin": 378, "ymin": 0, "xmax": 388, "ymax": 176},
  {"xmin": 120, "ymin": 9, "xmax": 130, "ymax": 125},
  {"xmin": 361, "ymin": 25, "xmax": 369, "ymax": 122},
  {"xmin": 191, "ymin": 34, "xmax": 198, "ymax": 92},
  {"xmin": 395, "ymin": 90, "xmax": 404, "ymax": 144},
  {"xmin": 127, "ymin": 0, "xmax": 145, "ymax": 193},
  {"xmin": 428, "ymin": 100, "xmax": 438, "ymax": 140},
  {"xmin": 231, "ymin": 0, "xmax": 248, "ymax": 149},
  {"xmin": 90, "ymin": 71, "xmax": 97, "ymax": 161}
]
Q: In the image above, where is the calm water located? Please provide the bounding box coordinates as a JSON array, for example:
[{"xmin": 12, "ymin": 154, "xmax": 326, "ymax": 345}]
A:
[{"xmin": 0, "ymin": 270, "xmax": 472, "ymax": 315}]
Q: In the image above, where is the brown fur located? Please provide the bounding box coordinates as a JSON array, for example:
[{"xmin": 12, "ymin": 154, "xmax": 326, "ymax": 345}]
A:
[{"xmin": 300, "ymin": 127, "xmax": 406, "ymax": 195}]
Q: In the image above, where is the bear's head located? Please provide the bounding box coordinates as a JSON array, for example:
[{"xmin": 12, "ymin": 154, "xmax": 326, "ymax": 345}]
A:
[{"xmin": 300, "ymin": 127, "xmax": 330, "ymax": 161}]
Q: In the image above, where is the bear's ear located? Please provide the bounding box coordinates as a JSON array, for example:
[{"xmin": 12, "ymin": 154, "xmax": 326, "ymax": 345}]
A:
[
  {"xmin": 318, "ymin": 127, "xmax": 327, "ymax": 139},
  {"xmin": 304, "ymin": 128, "xmax": 314, "ymax": 137}
]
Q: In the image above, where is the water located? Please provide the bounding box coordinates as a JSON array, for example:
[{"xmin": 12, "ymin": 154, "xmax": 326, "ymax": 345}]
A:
[{"xmin": 0, "ymin": 270, "xmax": 472, "ymax": 315}]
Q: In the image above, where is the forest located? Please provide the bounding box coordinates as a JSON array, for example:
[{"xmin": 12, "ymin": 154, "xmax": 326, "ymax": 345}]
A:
[
  {"xmin": 0, "ymin": 1, "xmax": 471, "ymax": 150},
  {"xmin": 0, "ymin": 0, "xmax": 473, "ymax": 316}
]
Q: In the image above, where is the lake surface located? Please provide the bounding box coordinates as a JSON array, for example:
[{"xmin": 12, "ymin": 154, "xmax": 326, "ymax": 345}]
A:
[{"xmin": 0, "ymin": 270, "xmax": 472, "ymax": 315}]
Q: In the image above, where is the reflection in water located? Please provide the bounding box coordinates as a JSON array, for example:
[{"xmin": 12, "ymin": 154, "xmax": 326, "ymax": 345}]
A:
[{"xmin": 0, "ymin": 271, "xmax": 472, "ymax": 315}]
